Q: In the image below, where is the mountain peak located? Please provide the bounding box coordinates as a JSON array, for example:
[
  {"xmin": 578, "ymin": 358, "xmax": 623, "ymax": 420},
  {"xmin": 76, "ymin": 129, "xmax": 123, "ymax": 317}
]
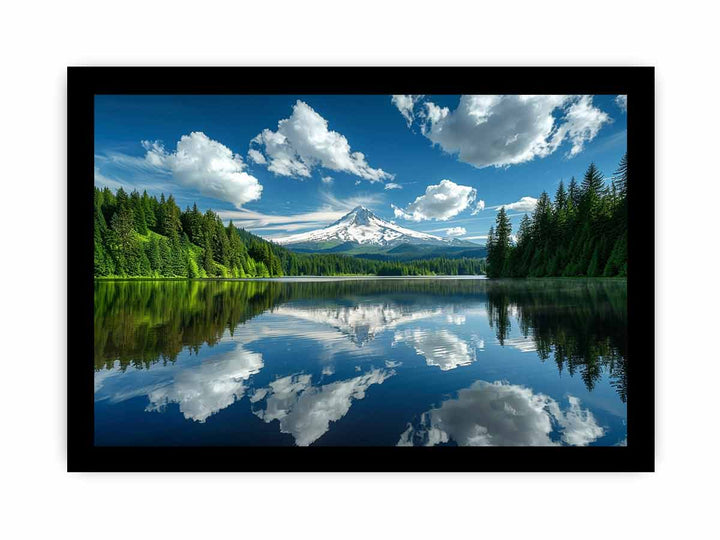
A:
[
  {"xmin": 334, "ymin": 205, "xmax": 375, "ymax": 227},
  {"xmin": 272, "ymin": 206, "xmax": 462, "ymax": 248}
]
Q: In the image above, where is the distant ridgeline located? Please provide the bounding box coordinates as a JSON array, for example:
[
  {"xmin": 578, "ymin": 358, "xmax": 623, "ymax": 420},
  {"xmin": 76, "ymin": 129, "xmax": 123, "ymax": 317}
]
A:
[
  {"xmin": 93, "ymin": 188, "xmax": 486, "ymax": 278},
  {"xmin": 485, "ymin": 155, "xmax": 628, "ymax": 278}
]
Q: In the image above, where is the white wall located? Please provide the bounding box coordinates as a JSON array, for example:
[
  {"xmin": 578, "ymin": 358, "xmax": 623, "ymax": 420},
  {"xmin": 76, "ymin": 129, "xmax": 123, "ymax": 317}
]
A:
[{"xmin": 1, "ymin": 1, "xmax": 717, "ymax": 538}]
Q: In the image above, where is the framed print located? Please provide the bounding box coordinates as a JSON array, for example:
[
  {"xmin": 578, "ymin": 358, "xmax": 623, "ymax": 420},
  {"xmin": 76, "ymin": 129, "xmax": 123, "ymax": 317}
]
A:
[{"xmin": 68, "ymin": 67, "xmax": 654, "ymax": 472}]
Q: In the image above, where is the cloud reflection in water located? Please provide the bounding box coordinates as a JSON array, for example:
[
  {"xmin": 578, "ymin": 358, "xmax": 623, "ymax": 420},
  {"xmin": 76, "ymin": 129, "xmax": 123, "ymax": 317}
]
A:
[
  {"xmin": 252, "ymin": 368, "xmax": 394, "ymax": 446},
  {"xmin": 398, "ymin": 380, "xmax": 604, "ymax": 447},
  {"xmin": 145, "ymin": 345, "xmax": 263, "ymax": 422},
  {"xmin": 393, "ymin": 328, "xmax": 479, "ymax": 371}
]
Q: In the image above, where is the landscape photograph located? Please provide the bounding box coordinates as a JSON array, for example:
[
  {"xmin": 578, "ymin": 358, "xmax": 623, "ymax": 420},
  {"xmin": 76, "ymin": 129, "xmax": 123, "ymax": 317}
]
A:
[{"xmin": 93, "ymin": 93, "xmax": 629, "ymax": 448}]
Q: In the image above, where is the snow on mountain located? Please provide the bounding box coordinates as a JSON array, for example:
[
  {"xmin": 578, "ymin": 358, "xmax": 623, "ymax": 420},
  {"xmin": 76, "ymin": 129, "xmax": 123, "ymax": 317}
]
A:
[{"xmin": 272, "ymin": 206, "xmax": 450, "ymax": 246}]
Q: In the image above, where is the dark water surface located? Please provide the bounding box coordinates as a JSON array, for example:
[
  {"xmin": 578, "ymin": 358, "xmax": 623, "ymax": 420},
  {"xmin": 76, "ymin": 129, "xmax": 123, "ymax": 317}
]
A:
[{"xmin": 94, "ymin": 277, "xmax": 627, "ymax": 447}]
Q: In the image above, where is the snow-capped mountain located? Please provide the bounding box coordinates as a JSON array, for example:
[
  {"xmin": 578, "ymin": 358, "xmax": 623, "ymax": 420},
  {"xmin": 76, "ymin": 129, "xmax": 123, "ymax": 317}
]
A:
[{"xmin": 272, "ymin": 206, "xmax": 472, "ymax": 249}]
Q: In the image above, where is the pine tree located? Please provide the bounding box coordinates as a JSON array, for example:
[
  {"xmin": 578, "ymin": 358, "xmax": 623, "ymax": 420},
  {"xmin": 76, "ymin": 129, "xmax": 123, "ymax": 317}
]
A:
[
  {"xmin": 612, "ymin": 153, "xmax": 628, "ymax": 198},
  {"xmin": 146, "ymin": 236, "xmax": 161, "ymax": 274},
  {"xmin": 487, "ymin": 208, "xmax": 512, "ymax": 278},
  {"xmin": 203, "ymin": 233, "xmax": 214, "ymax": 276},
  {"xmin": 581, "ymin": 163, "xmax": 605, "ymax": 213},
  {"xmin": 568, "ymin": 177, "xmax": 581, "ymax": 208}
]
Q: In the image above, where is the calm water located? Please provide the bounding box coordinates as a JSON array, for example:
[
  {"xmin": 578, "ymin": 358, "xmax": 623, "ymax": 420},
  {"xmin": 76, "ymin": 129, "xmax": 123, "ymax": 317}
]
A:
[{"xmin": 94, "ymin": 277, "xmax": 627, "ymax": 447}]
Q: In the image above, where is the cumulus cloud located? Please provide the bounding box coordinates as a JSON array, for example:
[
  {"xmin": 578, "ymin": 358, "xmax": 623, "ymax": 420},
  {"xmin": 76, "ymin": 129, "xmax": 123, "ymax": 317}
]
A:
[
  {"xmin": 143, "ymin": 132, "xmax": 263, "ymax": 209},
  {"xmin": 397, "ymin": 380, "xmax": 604, "ymax": 447},
  {"xmin": 471, "ymin": 200, "xmax": 486, "ymax": 215},
  {"xmin": 495, "ymin": 196, "xmax": 538, "ymax": 213},
  {"xmin": 321, "ymin": 175, "xmax": 333, "ymax": 184},
  {"xmin": 616, "ymin": 94, "xmax": 627, "ymax": 112},
  {"xmin": 445, "ymin": 226, "xmax": 466, "ymax": 237},
  {"xmin": 145, "ymin": 345, "xmax": 263, "ymax": 423},
  {"xmin": 247, "ymin": 148, "xmax": 267, "ymax": 164},
  {"xmin": 252, "ymin": 369, "xmax": 394, "ymax": 446},
  {"xmin": 250, "ymin": 100, "xmax": 393, "ymax": 182},
  {"xmin": 384, "ymin": 182, "xmax": 403, "ymax": 190},
  {"xmin": 393, "ymin": 329, "xmax": 476, "ymax": 371},
  {"xmin": 552, "ymin": 95, "xmax": 612, "ymax": 156},
  {"xmin": 392, "ymin": 179, "xmax": 477, "ymax": 222},
  {"xmin": 391, "ymin": 94, "xmax": 424, "ymax": 127},
  {"xmin": 410, "ymin": 95, "xmax": 610, "ymax": 168}
]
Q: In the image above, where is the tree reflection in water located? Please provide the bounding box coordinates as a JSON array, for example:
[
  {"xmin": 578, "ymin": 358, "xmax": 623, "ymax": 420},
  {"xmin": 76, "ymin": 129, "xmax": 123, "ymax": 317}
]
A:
[{"xmin": 95, "ymin": 278, "xmax": 626, "ymax": 400}]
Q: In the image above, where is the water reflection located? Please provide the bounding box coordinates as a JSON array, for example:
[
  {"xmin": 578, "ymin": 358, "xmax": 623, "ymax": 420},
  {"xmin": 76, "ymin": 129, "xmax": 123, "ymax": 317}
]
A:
[
  {"xmin": 251, "ymin": 368, "xmax": 395, "ymax": 446},
  {"xmin": 146, "ymin": 345, "xmax": 263, "ymax": 422},
  {"xmin": 393, "ymin": 329, "xmax": 479, "ymax": 371},
  {"xmin": 94, "ymin": 278, "xmax": 627, "ymax": 446},
  {"xmin": 273, "ymin": 305, "xmax": 441, "ymax": 346},
  {"xmin": 398, "ymin": 380, "xmax": 604, "ymax": 447},
  {"xmin": 486, "ymin": 279, "xmax": 627, "ymax": 401}
]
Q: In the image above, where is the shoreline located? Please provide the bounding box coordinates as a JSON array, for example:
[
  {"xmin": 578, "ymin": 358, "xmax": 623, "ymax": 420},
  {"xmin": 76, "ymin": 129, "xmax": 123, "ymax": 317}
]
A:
[
  {"xmin": 95, "ymin": 275, "xmax": 489, "ymax": 282},
  {"xmin": 94, "ymin": 275, "xmax": 628, "ymax": 283}
]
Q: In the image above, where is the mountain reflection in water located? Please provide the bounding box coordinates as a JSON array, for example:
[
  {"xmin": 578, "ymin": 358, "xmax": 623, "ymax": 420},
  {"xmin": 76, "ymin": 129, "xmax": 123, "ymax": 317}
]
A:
[{"xmin": 94, "ymin": 278, "xmax": 627, "ymax": 447}]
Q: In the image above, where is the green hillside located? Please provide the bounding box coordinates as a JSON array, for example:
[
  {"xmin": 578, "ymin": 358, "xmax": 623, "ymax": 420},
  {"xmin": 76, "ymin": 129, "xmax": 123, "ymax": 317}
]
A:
[{"xmin": 93, "ymin": 187, "xmax": 486, "ymax": 278}]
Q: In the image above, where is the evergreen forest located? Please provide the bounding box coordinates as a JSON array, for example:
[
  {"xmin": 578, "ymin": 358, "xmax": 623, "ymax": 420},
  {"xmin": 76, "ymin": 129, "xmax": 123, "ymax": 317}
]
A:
[
  {"xmin": 485, "ymin": 155, "xmax": 628, "ymax": 278},
  {"xmin": 94, "ymin": 187, "xmax": 485, "ymax": 278}
]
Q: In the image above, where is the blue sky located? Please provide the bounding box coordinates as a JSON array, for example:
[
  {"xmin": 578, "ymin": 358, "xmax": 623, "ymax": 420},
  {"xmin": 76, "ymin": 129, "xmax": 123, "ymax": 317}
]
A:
[{"xmin": 94, "ymin": 94, "xmax": 627, "ymax": 244}]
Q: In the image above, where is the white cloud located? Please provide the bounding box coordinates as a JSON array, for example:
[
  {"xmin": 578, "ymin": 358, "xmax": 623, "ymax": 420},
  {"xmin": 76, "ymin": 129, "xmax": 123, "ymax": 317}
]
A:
[
  {"xmin": 393, "ymin": 329, "xmax": 475, "ymax": 371},
  {"xmin": 552, "ymin": 95, "xmax": 612, "ymax": 156},
  {"xmin": 494, "ymin": 196, "xmax": 538, "ymax": 213},
  {"xmin": 216, "ymin": 207, "xmax": 347, "ymax": 232},
  {"xmin": 94, "ymin": 166, "xmax": 132, "ymax": 191},
  {"xmin": 445, "ymin": 226, "xmax": 466, "ymax": 237},
  {"xmin": 414, "ymin": 95, "xmax": 610, "ymax": 168},
  {"xmin": 322, "ymin": 365, "xmax": 335, "ymax": 376},
  {"xmin": 216, "ymin": 191, "xmax": 385, "ymax": 237},
  {"xmin": 392, "ymin": 179, "xmax": 477, "ymax": 222},
  {"xmin": 143, "ymin": 132, "xmax": 263, "ymax": 209},
  {"xmin": 251, "ymin": 100, "xmax": 393, "ymax": 182},
  {"xmin": 318, "ymin": 191, "xmax": 385, "ymax": 212},
  {"xmin": 247, "ymin": 148, "xmax": 267, "ymax": 164},
  {"xmin": 321, "ymin": 175, "xmax": 333, "ymax": 184},
  {"xmin": 471, "ymin": 200, "xmax": 486, "ymax": 215},
  {"xmin": 462, "ymin": 235, "xmax": 487, "ymax": 241},
  {"xmin": 252, "ymin": 369, "xmax": 394, "ymax": 446},
  {"xmin": 145, "ymin": 345, "xmax": 263, "ymax": 423},
  {"xmin": 397, "ymin": 380, "xmax": 604, "ymax": 447},
  {"xmin": 616, "ymin": 94, "xmax": 627, "ymax": 112},
  {"xmin": 391, "ymin": 94, "xmax": 423, "ymax": 127},
  {"xmin": 384, "ymin": 182, "xmax": 403, "ymax": 190}
]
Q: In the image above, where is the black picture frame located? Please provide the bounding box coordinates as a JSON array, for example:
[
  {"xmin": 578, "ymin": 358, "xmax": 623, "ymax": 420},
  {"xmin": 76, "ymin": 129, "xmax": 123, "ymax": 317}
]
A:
[{"xmin": 68, "ymin": 67, "xmax": 654, "ymax": 472}]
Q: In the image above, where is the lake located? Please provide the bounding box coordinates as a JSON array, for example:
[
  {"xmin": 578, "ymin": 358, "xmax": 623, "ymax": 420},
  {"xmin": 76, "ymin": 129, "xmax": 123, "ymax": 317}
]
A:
[{"xmin": 94, "ymin": 277, "xmax": 627, "ymax": 447}]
